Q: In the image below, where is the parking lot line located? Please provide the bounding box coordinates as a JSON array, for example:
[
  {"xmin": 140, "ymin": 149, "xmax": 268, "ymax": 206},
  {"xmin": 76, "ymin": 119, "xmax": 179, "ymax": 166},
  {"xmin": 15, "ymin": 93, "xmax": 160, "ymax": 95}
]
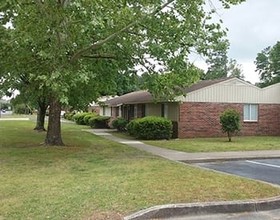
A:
[{"xmin": 246, "ymin": 160, "xmax": 280, "ymax": 169}]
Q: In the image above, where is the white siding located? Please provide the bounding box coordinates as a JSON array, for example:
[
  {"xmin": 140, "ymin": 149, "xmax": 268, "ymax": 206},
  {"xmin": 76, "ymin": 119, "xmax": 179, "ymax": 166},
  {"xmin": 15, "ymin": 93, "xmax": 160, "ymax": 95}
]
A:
[{"xmin": 177, "ymin": 78, "xmax": 280, "ymax": 104}]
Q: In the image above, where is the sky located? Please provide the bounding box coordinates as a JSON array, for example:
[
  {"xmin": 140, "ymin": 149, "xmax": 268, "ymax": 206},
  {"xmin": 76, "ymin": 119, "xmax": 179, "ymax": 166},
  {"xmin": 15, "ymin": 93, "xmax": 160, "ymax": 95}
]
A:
[{"xmin": 193, "ymin": 0, "xmax": 280, "ymax": 84}]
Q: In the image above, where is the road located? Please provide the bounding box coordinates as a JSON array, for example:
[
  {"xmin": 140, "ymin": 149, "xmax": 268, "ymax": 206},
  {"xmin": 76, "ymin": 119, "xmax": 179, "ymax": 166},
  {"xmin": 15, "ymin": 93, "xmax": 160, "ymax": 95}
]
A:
[{"xmin": 197, "ymin": 159, "xmax": 280, "ymax": 185}]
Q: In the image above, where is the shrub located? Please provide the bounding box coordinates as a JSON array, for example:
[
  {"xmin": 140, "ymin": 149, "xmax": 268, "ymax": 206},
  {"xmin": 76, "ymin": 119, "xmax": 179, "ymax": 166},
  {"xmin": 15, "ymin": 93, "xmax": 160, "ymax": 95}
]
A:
[
  {"xmin": 127, "ymin": 116, "xmax": 172, "ymax": 140},
  {"xmin": 73, "ymin": 112, "xmax": 92, "ymax": 125},
  {"xmin": 64, "ymin": 112, "xmax": 76, "ymax": 121},
  {"xmin": 83, "ymin": 113, "xmax": 97, "ymax": 125},
  {"xmin": 126, "ymin": 118, "xmax": 140, "ymax": 136},
  {"xmin": 112, "ymin": 117, "xmax": 128, "ymax": 131},
  {"xmin": 89, "ymin": 116, "xmax": 111, "ymax": 128},
  {"xmin": 220, "ymin": 109, "xmax": 241, "ymax": 142}
]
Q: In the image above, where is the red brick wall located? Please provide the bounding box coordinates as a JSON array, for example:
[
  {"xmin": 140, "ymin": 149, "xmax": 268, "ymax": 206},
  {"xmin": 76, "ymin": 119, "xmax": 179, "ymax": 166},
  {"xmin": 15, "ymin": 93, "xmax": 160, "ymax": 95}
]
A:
[{"xmin": 178, "ymin": 102, "xmax": 280, "ymax": 138}]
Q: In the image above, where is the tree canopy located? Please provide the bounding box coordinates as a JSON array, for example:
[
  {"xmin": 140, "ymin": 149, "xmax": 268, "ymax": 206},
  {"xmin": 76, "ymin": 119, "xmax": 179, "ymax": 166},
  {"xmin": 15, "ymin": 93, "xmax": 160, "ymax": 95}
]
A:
[
  {"xmin": 0, "ymin": 0, "xmax": 245, "ymax": 145},
  {"xmin": 204, "ymin": 38, "xmax": 244, "ymax": 80},
  {"xmin": 255, "ymin": 41, "xmax": 280, "ymax": 87}
]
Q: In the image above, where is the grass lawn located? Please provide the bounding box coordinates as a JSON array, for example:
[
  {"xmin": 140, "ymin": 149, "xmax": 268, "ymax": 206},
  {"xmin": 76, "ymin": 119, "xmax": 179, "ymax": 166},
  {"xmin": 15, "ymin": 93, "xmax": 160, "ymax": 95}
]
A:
[
  {"xmin": 1, "ymin": 121, "xmax": 280, "ymax": 220},
  {"xmin": 144, "ymin": 136, "xmax": 280, "ymax": 153}
]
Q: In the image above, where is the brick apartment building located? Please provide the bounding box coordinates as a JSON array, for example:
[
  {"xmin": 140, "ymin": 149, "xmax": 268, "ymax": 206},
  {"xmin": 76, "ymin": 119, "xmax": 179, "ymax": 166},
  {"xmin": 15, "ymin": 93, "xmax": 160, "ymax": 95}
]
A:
[{"xmin": 104, "ymin": 77, "xmax": 280, "ymax": 138}]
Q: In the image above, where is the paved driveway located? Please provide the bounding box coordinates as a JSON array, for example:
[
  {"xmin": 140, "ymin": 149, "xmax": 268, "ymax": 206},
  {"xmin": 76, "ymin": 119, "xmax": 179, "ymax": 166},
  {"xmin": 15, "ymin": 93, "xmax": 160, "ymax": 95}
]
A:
[{"xmin": 197, "ymin": 159, "xmax": 280, "ymax": 185}]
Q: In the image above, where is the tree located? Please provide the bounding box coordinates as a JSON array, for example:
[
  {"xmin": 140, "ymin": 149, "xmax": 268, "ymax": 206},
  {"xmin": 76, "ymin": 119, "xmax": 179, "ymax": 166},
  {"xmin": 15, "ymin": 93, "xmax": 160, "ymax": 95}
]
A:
[
  {"xmin": 204, "ymin": 37, "xmax": 244, "ymax": 80},
  {"xmin": 114, "ymin": 71, "xmax": 141, "ymax": 96},
  {"xmin": 205, "ymin": 39, "xmax": 229, "ymax": 79},
  {"xmin": 255, "ymin": 41, "xmax": 280, "ymax": 87},
  {"xmin": 1, "ymin": 0, "xmax": 245, "ymax": 146},
  {"xmin": 227, "ymin": 58, "xmax": 244, "ymax": 79},
  {"xmin": 220, "ymin": 109, "xmax": 241, "ymax": 142}
]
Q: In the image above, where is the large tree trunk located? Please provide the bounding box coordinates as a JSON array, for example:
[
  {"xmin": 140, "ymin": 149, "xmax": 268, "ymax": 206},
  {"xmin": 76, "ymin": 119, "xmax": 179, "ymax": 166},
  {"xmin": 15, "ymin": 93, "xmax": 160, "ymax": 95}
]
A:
[
  {"xmin": 34, "ymin": 99, "xmax": 48, "ymax": 131},
  {"xmin": 45, "ymin": 97, "xmax": 64, "ymax": 146}
]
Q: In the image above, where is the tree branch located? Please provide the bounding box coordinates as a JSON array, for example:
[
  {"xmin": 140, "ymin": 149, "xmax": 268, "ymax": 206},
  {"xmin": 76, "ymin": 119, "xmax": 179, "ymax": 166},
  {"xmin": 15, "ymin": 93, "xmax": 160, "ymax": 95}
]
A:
[
  {"xmin": 81, "ymin": 54, "xmax": 116, "ymax": 59},
  {"xmin": 70, "ymin": 0, "xmax": 176, "ymax": 63}
]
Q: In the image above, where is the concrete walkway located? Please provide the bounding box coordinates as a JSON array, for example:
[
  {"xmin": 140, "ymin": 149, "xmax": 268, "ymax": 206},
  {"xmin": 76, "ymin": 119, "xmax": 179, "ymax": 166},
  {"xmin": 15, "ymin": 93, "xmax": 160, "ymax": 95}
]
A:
[
  {"xmin": 86, "ymin": 129, "xmax": 280, "ymax": 220},
  {"xmin": 88, "ymin": 129, "xmax": 280, "ymax": 163}
]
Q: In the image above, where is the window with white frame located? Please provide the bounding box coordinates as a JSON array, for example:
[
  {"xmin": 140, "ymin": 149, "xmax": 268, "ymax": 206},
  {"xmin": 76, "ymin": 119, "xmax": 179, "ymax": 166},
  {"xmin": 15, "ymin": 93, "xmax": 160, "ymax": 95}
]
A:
[{"xmin": 243, "ymin": 104, "xmax": 258, "ymax": 122}]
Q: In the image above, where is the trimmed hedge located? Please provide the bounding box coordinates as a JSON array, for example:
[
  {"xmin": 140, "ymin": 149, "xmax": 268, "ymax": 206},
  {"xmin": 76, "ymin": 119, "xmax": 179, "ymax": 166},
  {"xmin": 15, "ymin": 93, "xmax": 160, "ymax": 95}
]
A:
[
  {"xmin": 112, "ymin": 117, "xmax": 128, "ymax": 131},
  {"xmin": 126, "ymin": 118, "xmax": 139, "ymax": 136},
  {"xmin": 73, "ymin": 112, "xmax": 94, "ymax": 125},
  {"xmin": 83, "ymin": 113, "xmax": 97, "ymax": 125},
  {"xmin": 127, "ymin": 116, "xmax": 172, "ymax": 140},
  {"xmin": 89, "ymin": 116, "xmax": 111, "ymax": 128}
]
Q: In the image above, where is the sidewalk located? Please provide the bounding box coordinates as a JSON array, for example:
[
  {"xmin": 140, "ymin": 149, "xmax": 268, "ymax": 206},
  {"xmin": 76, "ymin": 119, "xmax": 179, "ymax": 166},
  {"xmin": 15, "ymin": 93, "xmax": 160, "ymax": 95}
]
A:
[
  {"xmin": 87, "ymin": 129, "xmax": 280, "ymax": 163},
  {"xmin": 86, "ymin": 129, "xmax": 280, "ymax": 220}
]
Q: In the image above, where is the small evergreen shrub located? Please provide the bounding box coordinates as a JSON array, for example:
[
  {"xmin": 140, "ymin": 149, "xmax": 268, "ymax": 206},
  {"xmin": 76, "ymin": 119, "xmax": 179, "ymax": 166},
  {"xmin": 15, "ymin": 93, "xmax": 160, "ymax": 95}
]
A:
[
  {"xmin": 220, "ymin": 109, "xmax": 241, "ymax": 142},
  {"xmin": 89, "ymin": 116, "xmax": 111, "ymax": 128},
  {"xmin": 127, "ymin": 116, "xmax": 172, "ymax": 140},
  {"xmin": 112, "ymin": 117, "xmax": 128, "ymax": 131}
]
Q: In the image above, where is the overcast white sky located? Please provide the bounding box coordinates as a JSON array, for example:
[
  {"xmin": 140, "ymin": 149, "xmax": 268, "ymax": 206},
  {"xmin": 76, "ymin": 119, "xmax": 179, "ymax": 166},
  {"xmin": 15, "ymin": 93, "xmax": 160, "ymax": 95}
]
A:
[{"xmin": 193, "ymin": 0, "xmax": 280, "ymax": 84}]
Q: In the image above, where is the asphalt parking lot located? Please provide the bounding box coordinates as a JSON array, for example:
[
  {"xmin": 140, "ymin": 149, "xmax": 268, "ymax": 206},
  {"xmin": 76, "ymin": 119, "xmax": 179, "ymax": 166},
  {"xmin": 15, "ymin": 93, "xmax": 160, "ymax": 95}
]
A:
[{"xmin": 197, "ymin": 159, "xmax": 280, "ymax": 185}]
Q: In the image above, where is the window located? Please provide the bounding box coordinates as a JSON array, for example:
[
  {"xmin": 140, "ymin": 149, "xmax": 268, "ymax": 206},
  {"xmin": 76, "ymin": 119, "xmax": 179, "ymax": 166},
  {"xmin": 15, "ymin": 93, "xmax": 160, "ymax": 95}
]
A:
[
  {"xmin": 243, "ymin": 104, "xmax": 258, "ymax": 122},
  {"xmin": 161, "ymin": 103, "xmax": 168, "ymax": 118}
]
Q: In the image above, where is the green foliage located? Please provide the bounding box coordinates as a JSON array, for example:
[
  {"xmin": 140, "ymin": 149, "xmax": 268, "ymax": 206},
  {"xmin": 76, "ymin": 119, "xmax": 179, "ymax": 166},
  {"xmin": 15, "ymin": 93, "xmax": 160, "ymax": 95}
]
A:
[
  {"xmin": 255, "ymin": 41, "xmax": 280, "ymax": 87},
  {"xmin": 227, "ymin": 59, "xmax": 244, "ymax": 79},
  {"xmin": 112, "ymin": 117, "xmax": 128, "ymax": 131},
  {"xmin": 0, "ymin": 0, "xmax": 246, "ymax": 145},
  {"xmin": 204, "ymin": 39, "xmax": 229, "ymax": 80},
  {"xmin": 127, "ymin": 116, "xmax": 172, "ymax": 140},
  {"xmin": 142, "ymin": 65, "xmax": 202, "ymax": 101},
  {"xmin": 113, "ymin": 71, "xmax": 141, "ymax": 96},
  {"xmin": 88, "ymin": 116, "xmax": 111, "ymax": 128},
  {"xmin": 127, "ymin": 118, "xmax": 139, "ymax": 137},
  {"xmin": 13, "ymin": 104, "xmax": 32, "ymax": 115},
  {"xmin": 64, "ymin": 112, "xmax": 76, "ymax": 121},
  {"xmin": 204, "ymin": 38, "xmax": 244, "ymax": 80},
  {"xmin": 220, "ymin": 109, "xmax": 241, "ymax": 142},
  {"xmin": 83, "ymin": 113, "xmax": 98, "ymax": 125},
  {"xmin": 73, "ymin": 112, "xmax": 92, "ymax": 125}
]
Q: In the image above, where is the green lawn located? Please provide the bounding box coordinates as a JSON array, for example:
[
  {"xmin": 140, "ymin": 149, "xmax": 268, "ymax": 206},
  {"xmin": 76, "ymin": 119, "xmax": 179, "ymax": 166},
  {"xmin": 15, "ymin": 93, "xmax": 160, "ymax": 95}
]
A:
[
  {"xmin": 1, "ymin": 121, "xmax": 280, "ymax": 220},
  {"xmin": 144, "ymin": 136, "xmax": 280, "ymax": 153}
]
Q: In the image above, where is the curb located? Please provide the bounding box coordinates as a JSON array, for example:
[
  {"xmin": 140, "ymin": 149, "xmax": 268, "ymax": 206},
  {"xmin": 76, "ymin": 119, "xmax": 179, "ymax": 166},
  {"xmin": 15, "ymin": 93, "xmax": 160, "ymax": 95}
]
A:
[{"xmin": 124, "ymin": 196, "xmax": 280, "ymax": 220}]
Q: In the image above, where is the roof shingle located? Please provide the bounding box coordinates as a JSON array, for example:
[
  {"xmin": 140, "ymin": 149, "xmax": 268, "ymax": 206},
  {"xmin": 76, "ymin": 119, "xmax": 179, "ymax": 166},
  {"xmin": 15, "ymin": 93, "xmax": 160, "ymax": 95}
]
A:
[{"xmin": 106, "ymin": 78, "xmax": 232, "ymax": 106}]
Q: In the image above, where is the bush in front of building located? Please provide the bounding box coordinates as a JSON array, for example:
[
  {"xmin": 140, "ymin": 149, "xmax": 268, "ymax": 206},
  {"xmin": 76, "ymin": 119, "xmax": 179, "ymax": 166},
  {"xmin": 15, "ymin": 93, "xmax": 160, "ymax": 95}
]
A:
[
  {"xmin": 220, "ymin": 108, "xmax": 241, "ymax": 142},
  {"xmin": 126, "ymin": 118, "xmax": 139, "ymax": 136},
  {"xmin": 127, "ymin": 116, "xmax": 172, "ymax": 140},
  {"xmin": 88, "ymin": 116, "xmax": 111, "ymax": 128},
  {"xmin": 64, "ymin": 112, "xmax": 76, "ymax": 121},
  {"xmin": 73, "ymin": 112, "xmax": 92, "ymax": 125},
  {"xmin": 83, "ymin": 113, "xmax": 98, "ymax": 125},
  {"xmin": 112, "ymin": 117, "xmax": 128, "ymax": 131}
]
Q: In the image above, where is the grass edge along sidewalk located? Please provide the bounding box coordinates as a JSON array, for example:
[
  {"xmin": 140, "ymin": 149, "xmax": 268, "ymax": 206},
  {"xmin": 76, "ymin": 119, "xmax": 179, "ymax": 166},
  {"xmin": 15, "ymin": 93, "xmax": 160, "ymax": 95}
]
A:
[
  {"xmin": 1, "ymin": 121, "xmax": 280, "ymax": 220},
  {"xmin": 143, "ymin": 136, "xmax": 280, "ymax": 153}
]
